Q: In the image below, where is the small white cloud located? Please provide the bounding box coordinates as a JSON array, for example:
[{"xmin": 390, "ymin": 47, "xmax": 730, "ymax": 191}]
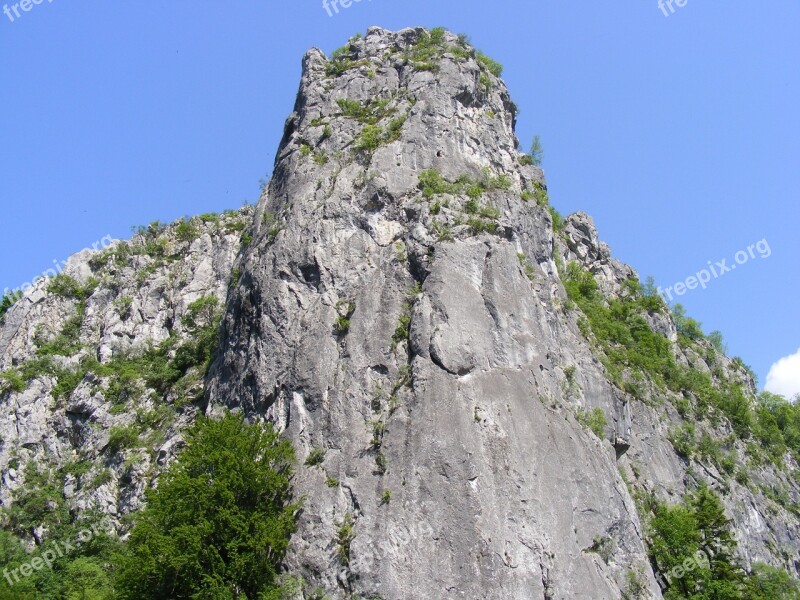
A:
[{"xmin": 765, "ymin": 348, "xmax": 800, "ymax": 400}]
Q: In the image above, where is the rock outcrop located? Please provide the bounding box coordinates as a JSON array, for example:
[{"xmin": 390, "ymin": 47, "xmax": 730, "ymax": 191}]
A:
[
  {"xmin": 1, "ymin": 26, "xmax": 797, "ymax": 600},
  {"xmin": 0, "ymin": 211, "xmax": 250, "ymax": 521}
]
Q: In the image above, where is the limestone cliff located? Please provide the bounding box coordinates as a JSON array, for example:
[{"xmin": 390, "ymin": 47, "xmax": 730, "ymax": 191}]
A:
[{"xmin": 1, "ymin": 27, "xmax": 797, "ymax": 600}]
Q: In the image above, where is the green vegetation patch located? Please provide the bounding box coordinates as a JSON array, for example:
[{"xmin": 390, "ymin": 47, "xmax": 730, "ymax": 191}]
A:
[
  {"xmin": 1, "ymin": 295, "xmax": 221, "ymax": 411},
  {"xmin": 326, "ymin": 40, "xmax": 372, "ymax": 77},
  {"xmin": 563, "ymin": 261, "xmax": 800, "ymax": 467},
  {"xmin": 336, "ymin": 97, "xmax": 395, "ymax": 125},
  {"xmin": 403, "ymin": 28, "xmax": 504, "ymax": 77},
  {"xmin": 563, "ymin": 263, "xmax": 678, "ymax": 394},
  {"xmin": 418, "ymin": 169, "xmax": 511, "ymax": 200},
  {"xmin": 305, "ymin": 446, "xmax": 326, "ymax": 467},
  {"xmin": 576, "ymin": 407, "xmax": 608, "ymax": 439},
  {"xmin": 475, "ymin": 50, "xmax": 503, "ymax": 77},
  {"xmin": 0, "ymin": 461, "xmax": 121, "ymax": 599},
  {"xmin": 0, "ymin": 290, "xmax": 22, "ymax": 323},
  {"xmin": 645, "ymin": 486, "xmax": 800, "ymax": 599},
  {"xmin": 404, "ymin": 27, "xmax": 450, "ymax": 72},
  {"xmin": 115, "ymin": 412, "xmax": 301, "ymax": 599},
  {"xmin": 336, "ymin": 513, "xmax": 356, "ymax": 567}
]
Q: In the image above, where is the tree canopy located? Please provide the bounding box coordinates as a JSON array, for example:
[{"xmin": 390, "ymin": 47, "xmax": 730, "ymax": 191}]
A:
[{"xmin": 115, "ymin": 412, "xmax": 300, "ymax": 600}]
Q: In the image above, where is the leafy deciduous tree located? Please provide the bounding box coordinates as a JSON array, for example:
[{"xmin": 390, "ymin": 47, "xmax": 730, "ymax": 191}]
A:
[{"xmin": 115, "ymin": 412, "xmax": 300, "ymax": 600}]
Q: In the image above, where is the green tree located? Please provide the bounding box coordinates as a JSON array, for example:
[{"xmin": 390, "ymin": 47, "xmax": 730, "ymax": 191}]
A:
[
  {"xmin": 755, "ymin": 392, "xmax": 800, "ymax": 460},
  {"xmin": 0, "ymin": 530, "xmax": 38, "ymax": 598},
  {"xmin": 0, "ymin": 291, "xmax": 22, "ymax": 322},
  {"xmin": 672, "ymin": 304, "xmax": 704, "ymax": 342},
  {"xmin": 707, "ymin": 331, "xmax": 727, "ymax": 354},
  {"xmin": 650, "ymin": 486, "xmax": 749, "ymax": 599},
  {"xmin": 115, "ymin": 412, "xmax": 301, "ymax": 599},
  {"xmin": 688, "ymin": 487, "xmax": 744, "ymax": 591},
  {"xmin": 60, "ymin": 557, "xmax": 116, "ymax": 599},
  {"xmin": 0, "ymin": 517, "xmax": 118, "ymax": 599},
  {"xmin": 529, "ymin": 135, "xmax": 544, "ymax": 166},
  {"xmin": 650, "ymin": 502, "xmax": 706, "ymax": 598},
  {"xmin": 183, "ymin": 296, "xmax": 221, "ymax": 332},
  {"xmin": 745, "ymin": 563, "xmax": 800, "ymax": 599}
]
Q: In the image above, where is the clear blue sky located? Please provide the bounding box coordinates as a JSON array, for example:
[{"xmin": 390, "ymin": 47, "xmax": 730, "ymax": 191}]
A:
[{"xmin": 1, "ymin": 1, "xmax": 798, "ymax": 391}]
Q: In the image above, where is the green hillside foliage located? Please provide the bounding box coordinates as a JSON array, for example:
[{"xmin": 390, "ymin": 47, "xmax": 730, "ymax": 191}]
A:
[
  {"xmin": 0, "ymin": 413, "xmax": 300, "ymax": 599},
  {"xmin": 647, "ymin": 487, "xmax": 800, "ymax": 599}
]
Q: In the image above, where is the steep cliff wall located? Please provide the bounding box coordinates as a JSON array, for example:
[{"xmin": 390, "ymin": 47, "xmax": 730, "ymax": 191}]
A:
[
  {"xmin": 1, "ymin": 26, "xmax": 797, "ymax": 600},
  {"xmin": 205, "ymin": 27, "xmax": 800, "ymax": 599}
]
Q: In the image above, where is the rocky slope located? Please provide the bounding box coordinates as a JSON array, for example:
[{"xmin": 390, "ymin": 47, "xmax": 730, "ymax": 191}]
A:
[
  {"xmin": 1, "ymin": 26, "xmax": 798, "ymax": 600},
  {"xmin": 0, "ymin": 210, "xmax": 250, "ymax": 525}
]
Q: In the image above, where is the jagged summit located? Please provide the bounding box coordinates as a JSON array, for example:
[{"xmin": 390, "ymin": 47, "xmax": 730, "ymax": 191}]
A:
[
  {"xmin": 270, "ymin": 26, "xmax": 524, "ymax": 189},
  {"xmin": 0, "ymin": 27, "xmax": 798, "ymax": 600}
]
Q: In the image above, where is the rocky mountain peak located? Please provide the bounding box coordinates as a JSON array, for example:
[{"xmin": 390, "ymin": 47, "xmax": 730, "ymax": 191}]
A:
[
  {"xmin": 206, "ymin": 26, "xmax": 663, "ymax": 599},
  {"xmin": 1, "ymin": 27, "xmax": 798, "ymax": 600},
  {"xmin": 268, "ymin": 26, "xmax": 526, "ymax": 208}
]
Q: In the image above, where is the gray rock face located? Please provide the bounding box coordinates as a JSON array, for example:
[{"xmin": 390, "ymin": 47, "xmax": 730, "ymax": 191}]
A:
[
  {"xmin": 1, "ymin": 26, "xmax": 798, "ymax": 600},
  {"xmin": 0, "ymin": 211, "xmax": 249, "ymax": 522},
  {"xmin": 208, "ymin": 27, "xmax": 660, "ymax": 599},
  {"xmin": 560, "ymin": 211, "xmax": 800, "ymax": 580}
]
